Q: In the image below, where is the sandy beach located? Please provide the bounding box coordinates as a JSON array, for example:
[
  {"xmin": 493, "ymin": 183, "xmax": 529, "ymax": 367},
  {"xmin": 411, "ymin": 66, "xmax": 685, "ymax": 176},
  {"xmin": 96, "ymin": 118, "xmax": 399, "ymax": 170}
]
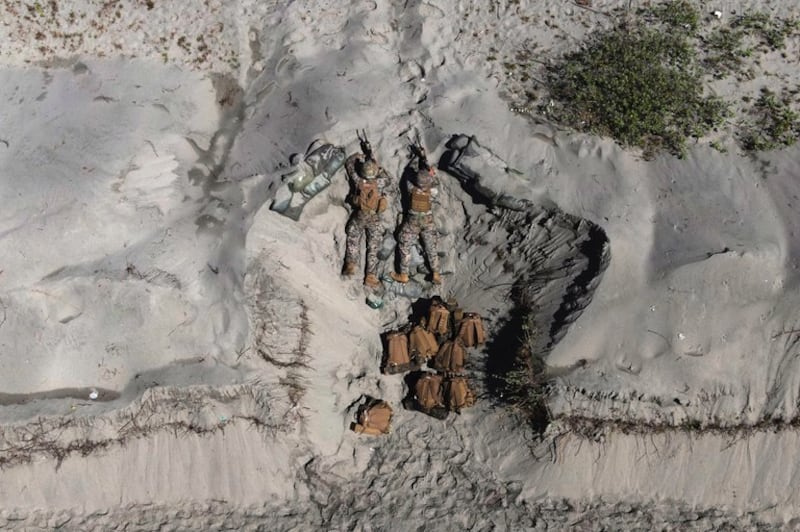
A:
[{"xmin": 1, "ymin": 0, "xmax": 800, "ymax": 529}]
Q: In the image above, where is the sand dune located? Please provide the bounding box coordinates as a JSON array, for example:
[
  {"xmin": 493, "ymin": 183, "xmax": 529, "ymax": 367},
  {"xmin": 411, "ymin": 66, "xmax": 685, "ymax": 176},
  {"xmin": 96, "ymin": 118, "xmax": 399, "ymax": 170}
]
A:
[{"xmin": 1, "ymin": 0, "xmax": 800, "ymax": 529}]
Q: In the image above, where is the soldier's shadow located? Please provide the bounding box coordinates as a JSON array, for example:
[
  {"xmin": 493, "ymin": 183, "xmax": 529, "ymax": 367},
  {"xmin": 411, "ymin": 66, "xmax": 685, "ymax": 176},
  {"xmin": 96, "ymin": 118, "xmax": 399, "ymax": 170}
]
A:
[{"xmin": 401, "ymin": 370, "xmax": 425, "ymax": 411}]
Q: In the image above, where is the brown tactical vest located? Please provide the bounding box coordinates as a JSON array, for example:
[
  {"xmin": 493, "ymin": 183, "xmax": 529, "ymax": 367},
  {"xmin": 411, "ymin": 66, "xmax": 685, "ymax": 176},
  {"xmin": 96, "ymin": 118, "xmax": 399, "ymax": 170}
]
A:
[
  {"xmin": 432, "ymin": 339, "xmax": 467, "ymax": 373},
  {"xmin": 357, "ymin": 179, "xmax": 381, "ymax": 213},
  {"xmin": 427, "ymin": 303, "xmax": 450, "ymax": 337},
  {"xmin": 409, "ymin": 325, "xmax": 439, "ymax": 361},
  {"xmin": 416, "ymin": 373, "xmax": 444, "ymax": 411},
  {"xmin": 383, "ymin": 330, "xmax": 412, "ymax": 374},
  {"xmin": 410, "ymin": 186, "xmax": 432, "ymax": 213},
  {"xmin": 457, "ymin": 313, "xmax": 486, "ymax": 348},
  {"xmin": 444, "ymin": 376, "xmax": 475, "ymax": 412}
]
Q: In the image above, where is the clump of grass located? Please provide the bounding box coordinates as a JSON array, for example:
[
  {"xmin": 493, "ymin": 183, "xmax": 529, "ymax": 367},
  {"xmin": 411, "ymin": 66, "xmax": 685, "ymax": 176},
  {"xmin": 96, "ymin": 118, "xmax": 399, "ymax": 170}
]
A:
[
  {"xmin": 499, "ymin": 320, "xmax": 551, "ymax": 431},
  {"xmin": 544, "ymin": 26, "xmax": 728, "ymax": 158},
  {"xmin": 740, "ymin": 89, "xmax": 800, "ymax": 151},
  {"xmin": 733, "ymin": 12, "xmax": 799, "ymax": 50},
  {"xmin": 643, "ymin": 0, "xmax": 700, "ymax": 32},
  {"xmin": 702, "ymin": 27, "xmax": 752, "ymax": 78}
]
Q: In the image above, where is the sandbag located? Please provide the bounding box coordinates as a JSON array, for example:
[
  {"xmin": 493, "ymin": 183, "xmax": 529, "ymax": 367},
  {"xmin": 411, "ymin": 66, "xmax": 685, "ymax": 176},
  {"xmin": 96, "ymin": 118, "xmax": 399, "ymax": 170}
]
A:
[
  {"xmin": 409, "ymin": 325, "xmax": 438, "ymax": 363},
  {"xmin": 383, "ymin": 330, "xmax": 412, "ymax": 374},
  {"xmin": 457, "ymin": 312, "xmax": 486, "ymax": 347},
  {"xmin": 427, "ymin": 301, "xmax": 450, "ymax": 337},
  {"xmin": 415, "ymin": 373, "xmax": 444, "ymax": 412},
  {"xmin": 353, "ymin": 399, "xmax": 393, "ymax": 436},
  {"xmin": 432, "ymin": 339, "xmax": 467, "ymax": 374},
  {"xmin": 444, "ymin": 376, "xmax": 475, "ymax": 412}
]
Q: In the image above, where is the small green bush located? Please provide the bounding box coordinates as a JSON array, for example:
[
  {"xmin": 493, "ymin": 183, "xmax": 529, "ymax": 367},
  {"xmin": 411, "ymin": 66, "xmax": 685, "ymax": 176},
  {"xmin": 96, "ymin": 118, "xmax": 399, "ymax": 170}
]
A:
[
  {"xmin": 645, "ymin": 0, "xmax": 700, "ymax": 32},
  {"xmin": 544, "ymin": 26, "xmax": 728, "ymax": 157},
  {"xmin": 703, "ymin": 27, "xmax": 751, "ymax": 77}
]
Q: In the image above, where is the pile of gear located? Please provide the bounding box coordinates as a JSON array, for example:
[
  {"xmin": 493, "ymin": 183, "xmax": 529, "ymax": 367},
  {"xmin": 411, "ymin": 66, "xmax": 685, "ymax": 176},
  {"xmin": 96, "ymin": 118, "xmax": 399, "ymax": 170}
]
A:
[{"xmin": 351, "ymin": 297, "xmax": 487, "ymax": 436}]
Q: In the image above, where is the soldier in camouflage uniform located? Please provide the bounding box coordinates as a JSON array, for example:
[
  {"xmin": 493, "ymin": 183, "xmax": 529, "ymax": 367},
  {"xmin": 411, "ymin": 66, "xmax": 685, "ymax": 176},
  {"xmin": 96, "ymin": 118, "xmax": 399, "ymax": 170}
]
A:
[
  {"xmin": 390, "ymin": 166, "xmax": 441, "ymax": 285},
  {"xmin": 342, "ymin": 153, "xmax": 392, "ymax": 288}
]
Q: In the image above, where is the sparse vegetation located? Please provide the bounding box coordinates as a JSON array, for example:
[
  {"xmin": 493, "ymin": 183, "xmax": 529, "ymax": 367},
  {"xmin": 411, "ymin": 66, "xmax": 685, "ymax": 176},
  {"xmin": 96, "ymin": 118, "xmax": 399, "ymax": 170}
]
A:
[
  {"xmin": 500, "ymin": 321, "xmax": 550, "ymax": 429},
  {"xmin": 533, "ymin": 1, "xmax": 800, "ymax": 155},
  {"xmin": 734, "ymin": 12, "xmax": 799, "ymax": 50},
  {"xmin": 703, "ymin": 27, "xmax": 751, "ymax": 78},
  {"xmin": 740, "ymin": 89, "xmax": 800, "ymax": 151}
]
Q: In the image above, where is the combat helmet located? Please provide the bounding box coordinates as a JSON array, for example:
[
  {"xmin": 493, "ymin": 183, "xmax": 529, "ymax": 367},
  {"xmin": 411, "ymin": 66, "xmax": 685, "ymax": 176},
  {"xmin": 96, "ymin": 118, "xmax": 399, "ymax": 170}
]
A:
[
  {"xmin": 414, "ymin": 165, "xmax": 435, "ymax": 189},
  {"xmin": 359, "ymin": 159, "xmax": 379, "ymax": 179}
]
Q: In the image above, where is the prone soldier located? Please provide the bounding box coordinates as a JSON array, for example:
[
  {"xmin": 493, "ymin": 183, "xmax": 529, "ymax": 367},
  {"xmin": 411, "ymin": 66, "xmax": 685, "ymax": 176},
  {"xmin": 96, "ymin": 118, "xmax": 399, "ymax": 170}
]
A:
[
  {"xmin": 342, "ymin": 130, "xmax": 393, "ymax": 288},
  {"xmin": 390, "ymin": 134, "xmax": 441, "ymax": 285}
]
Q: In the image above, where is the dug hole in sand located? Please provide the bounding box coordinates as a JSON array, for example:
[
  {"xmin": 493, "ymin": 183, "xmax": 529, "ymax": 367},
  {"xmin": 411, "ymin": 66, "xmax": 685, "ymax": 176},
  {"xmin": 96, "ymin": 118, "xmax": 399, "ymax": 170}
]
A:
[{"xmin": 2, "ymin": 0, "xmax": 800, "ymax": 529}]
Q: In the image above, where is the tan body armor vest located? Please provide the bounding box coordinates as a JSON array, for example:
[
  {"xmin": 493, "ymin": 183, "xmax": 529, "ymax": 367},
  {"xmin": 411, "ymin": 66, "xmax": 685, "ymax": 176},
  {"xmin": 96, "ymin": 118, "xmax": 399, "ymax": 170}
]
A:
[{"xmin": 410, "ymin": 186, "xmax": 432, "ymax": 213}]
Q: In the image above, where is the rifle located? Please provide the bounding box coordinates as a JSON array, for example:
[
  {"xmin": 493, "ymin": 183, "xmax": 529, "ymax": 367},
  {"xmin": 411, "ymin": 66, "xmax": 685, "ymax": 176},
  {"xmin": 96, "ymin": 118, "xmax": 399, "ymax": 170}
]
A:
[
  {"xmin": 356, "ymin": 129, "xmax": 374, "ymax": 161},
  {"xmin": 409, "ymin": 129, "xmax": 432, "ymax": 172}
]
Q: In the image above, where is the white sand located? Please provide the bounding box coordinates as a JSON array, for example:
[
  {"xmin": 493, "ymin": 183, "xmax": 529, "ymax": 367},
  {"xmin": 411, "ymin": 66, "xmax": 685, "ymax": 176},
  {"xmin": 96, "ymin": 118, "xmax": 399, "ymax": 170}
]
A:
[{"xmin": 1, "ymin": 0, "xmax": 800, "ymax": 529}]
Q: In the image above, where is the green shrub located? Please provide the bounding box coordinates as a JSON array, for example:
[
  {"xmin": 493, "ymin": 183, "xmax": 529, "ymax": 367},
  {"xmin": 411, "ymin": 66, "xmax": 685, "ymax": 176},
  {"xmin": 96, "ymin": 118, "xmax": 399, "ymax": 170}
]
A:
[
  {"xmin": 544, "ymin": 26, "xmax": 728, "ymax": 157},
  {"xmin": 644, "ymin": 0, "xmax": 700, "ymax": 32}
]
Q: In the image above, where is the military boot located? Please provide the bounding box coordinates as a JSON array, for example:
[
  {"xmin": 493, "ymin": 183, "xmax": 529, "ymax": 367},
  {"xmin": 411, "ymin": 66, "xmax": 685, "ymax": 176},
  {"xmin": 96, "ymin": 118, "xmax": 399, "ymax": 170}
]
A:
[
  {"xmin": 431, "ymin": 272, "xmax": 442, "ymax": 285},
  {"xmin": 342, "ymin": 262, "xmax": 357, "ymax": 276},
  {"xmin": 390, "ymin": 271, "xmax": 409, "ymax": 284},
  {"xmin": 364, "ymin": 273, "xmax": 381, "ymax": 288}
]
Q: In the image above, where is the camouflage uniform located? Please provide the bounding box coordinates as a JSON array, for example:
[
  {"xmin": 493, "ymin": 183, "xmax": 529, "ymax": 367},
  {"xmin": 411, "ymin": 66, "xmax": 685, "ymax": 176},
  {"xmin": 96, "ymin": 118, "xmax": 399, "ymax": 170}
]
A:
[
  {"xmin": 344, "ymin": 154, "xmax": 392, "ymax": 278},
  {"xmin": 396, "ymin": 171, "xmax": 439, "ymax": 277}
]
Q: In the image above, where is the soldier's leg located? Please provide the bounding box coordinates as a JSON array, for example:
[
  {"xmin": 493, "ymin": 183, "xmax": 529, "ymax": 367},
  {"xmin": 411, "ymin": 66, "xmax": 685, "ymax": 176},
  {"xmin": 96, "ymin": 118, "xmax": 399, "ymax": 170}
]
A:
[
  {"xmin": 396, "ymin": 219, "xmax": 420, "ymax": 275},
  {"xmin": 420, "ymin": 216, "xmax": 440, "ymax": 283},
  {"xmin": 344, "ymin": 214, "xmax": 364, "ymax": 274},
  {"xmin": 364, "ymin": 215, "xmax": 383, "ymax": 277}
]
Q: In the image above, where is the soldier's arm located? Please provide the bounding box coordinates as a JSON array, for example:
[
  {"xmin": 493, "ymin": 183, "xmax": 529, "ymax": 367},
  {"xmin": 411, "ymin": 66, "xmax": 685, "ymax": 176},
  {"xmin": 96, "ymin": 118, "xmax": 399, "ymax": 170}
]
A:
[
  {"xmin": 377, "ymin": 167, "xmax": 393, "ymax": 195},
  {"xmin": 430, "ymin": 174, "xmax": 441, "ymax": 202},
  {"xmin": 344, "ymin": 153, "xmax": 363, "ymax": 181}
]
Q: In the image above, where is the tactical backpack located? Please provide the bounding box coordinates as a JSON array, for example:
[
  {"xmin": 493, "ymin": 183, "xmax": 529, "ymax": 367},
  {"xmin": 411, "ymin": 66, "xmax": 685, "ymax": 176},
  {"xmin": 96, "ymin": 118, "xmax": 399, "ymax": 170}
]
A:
[
  {"xmin": 427, "ymin": 301, "xmax": 451, "ymax": 337},
  {"xmin": 432, "ymin": 339, "xmax": 467, "ymax": 373},
  {"xmin": 415, "ymin": 373, "xmax": 447, "ymax": 420},
  {"xmin": 383, "ymin": 330, "xmax": 413, "ymax": 374},
  {"xmin": 409, "ymin": 325, "xmax": 438, "ymax": 364},
  {"xmin": 444, "ymin": 376, "xmax": 475, "ymax": 413},
  {"xmin": 457, "ymin": 313, "xmax": 486, "ymax": 347},
  {"xmin": 353, "ymin": 399, "xmax": 393, "ymax": 436},
  {"xmin": 356, "ymin": 179, "xmax": 387, "ymax": 214}
]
